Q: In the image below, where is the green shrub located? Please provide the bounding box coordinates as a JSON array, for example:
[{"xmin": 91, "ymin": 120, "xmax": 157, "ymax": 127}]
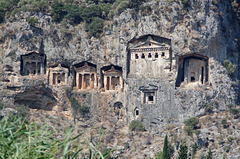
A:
[
  {"xmin": 178, "ymin": 144, "xmax": 188, "ymax": 159},
  {"xmin": 82, "ymin": 4, "xmax": 102, "ymax": 20},
  {"xmin": 184, "ymin": 126, "xmax": 193, "ymax": 136},
  {"xmin": 129, "ymin": 120, "xmax": 145, "ymax": 131},
  {"xmin": 88, "ymin": 17, "xmax": 104, "ymax": 36},
  {"xmin": 140, "ymin": 5, "xmax": 152, "ymax": 16},
  {"xmin": 16, "ymin": 104, "xmax": 30, "ymax": 118},
  {"xmin": 0, "ymin": 103, "xmax": 3, "ymax": 110},
  {"xmin": 79, "ymin": 105, "xmax": 90, "ymax": 116},
  {"xmin": 0, "ymin": 7, "xmax": 5, "ymax": 23},
  {"xmin": 64, "ymin": 5, "xmax": 83, "ymax": 24},
  {"xmin": 181, "ymin": 0, "xmax": 190, "ymax": 8},
  {"xmin": 223, "ymin": 60, "xmax": 236, "ymax": 76},
  {"xmin": 27, "ymin": 17, "xmax": 38, "ymax": 26},
  {"xmin": 114, "ymin": 0, "xmax": 129, "ymax": 15},
  {"xmin": 221, "ymin": 118, "xmax": 227, "ymax": 124},
  {"xmin": 184, "ymin": 117, "xmax": 199, "ymax": 127},
  {"xmin": 51, "ymin": 0, "xmax": 65, "ymax": 22}
]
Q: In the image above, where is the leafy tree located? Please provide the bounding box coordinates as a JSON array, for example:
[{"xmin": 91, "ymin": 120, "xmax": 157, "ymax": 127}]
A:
[
  {"xmin": 88, "ymin": 17, "xmax": 104, "ymax": 36},
  {"xmin": 64, "ymin": 5, "xmax": 83, "ymax": 24},
  {"xmin": 162, "ymin": 135, "xmax": 171, "ymax": 159},
  {"xmin": 129, "ymin": 0, "xmax": 143, "ymax": 9},
  {"xmin": 52, "ymin": 0, "xmax": 66, "ymax": 22},
  {"xmin": 82, "ymin": 4, "xmax": 102, "ymax": 20},
  {"xmin": 129, "ymin": 120, "xmax": 145, "ymax": 131},
  {"xmin": 178, "ymin": 144, "xmax": 188, "ymax": 159}
]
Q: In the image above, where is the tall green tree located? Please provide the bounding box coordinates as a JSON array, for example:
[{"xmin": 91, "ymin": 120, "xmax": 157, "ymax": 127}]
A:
[
  {"xmin": 162, "ymin": 135, "xmax": 171, "ymax": 159},
  {"xmin": 178, "ymin": 144, "xmax": 188, "ymax": 159}
]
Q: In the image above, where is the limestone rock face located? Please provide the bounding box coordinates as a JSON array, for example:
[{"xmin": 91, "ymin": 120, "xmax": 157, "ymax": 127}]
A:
[{"xmin": 0, "ymin": 1, "xmax": 239, "ymax": 131}]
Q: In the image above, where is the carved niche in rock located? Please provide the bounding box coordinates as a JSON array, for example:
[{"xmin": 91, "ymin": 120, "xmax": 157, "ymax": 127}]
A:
[
  {"xmin": 139, "ymin": 84, "xmax": 158, "ymax": 104},
  {"xmin": 74, "ymin": 62, "xmax": 98, "ymax": 90},
  {"xmin": 48, "ymin": 64, "xmax": 69, "ymax": 85},
  {"xmin": 20, "ymin": 52, "xmax": 46, "ymax": 76},
  {"xmin": 128, "ymin": 34, "xmax": 172, "ymax": 78},
  {"xmin": 102, "ymin": 65, "xmax": 123, "ymax": 91},
  {"xmin": 176, "ymin": 53, "xmax": 209, "ymax": 87}
]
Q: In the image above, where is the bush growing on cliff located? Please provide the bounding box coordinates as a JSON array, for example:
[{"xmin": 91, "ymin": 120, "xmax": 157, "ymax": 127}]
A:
[
  {"xmin": 27, "ymin": 17, "xmax": 38, "ymax": 26},
  {"xmin": 178, "ymin": 143, "xmax": 188, "ymax": 159},
  {"xmin": 129, "ymin": 120, "xmax": 145, "ymax": 131},
  {"xmin": 184, "ymin": 117, "xmax": 199, "ymax": 127},
  {"xmin": 223, "ymin": 60, "xmax": 236, "ymax": 77}
]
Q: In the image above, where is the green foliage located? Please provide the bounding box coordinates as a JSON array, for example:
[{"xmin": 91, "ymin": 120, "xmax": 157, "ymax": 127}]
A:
[
  {"xmin": 16, "ymin": 105, "xmax": 30, "ymax": 118},
  {"xmin": 82, "ymin": 4, "xmax": 102, "ymax": 20},
  {"xmin": 129, "ymin": 0, "xmax": 143, "ymax": 9},
  {"xmin": 79, "ymin": 105, "xmax": 90, "ymax": 116},
  {"xmin": 181, "ymin": 0, "xmax": 190, "ymax": 8},
  {"xmin": 88, "ymin": 17, "xmax": 104, "ymax": 36},
  {"xmin": 0, "ymin": 115, "xmax": 82, "ymax": 158},
  {"xmin": 191, "ymin": 143, "xmax": 198, "ymax": 159},
  {"xmin": 140, "ymin": 5, "xmax": 152, "ymax": 16},
  {"xmin": 70, "ymin": 97, "xmax": 90, "ymax": 120},
  {"xmin": 156, "ymin": 151, "xmax": 163, "ymax": 159},
  {"xmin": 184, "ymin": 117, "xmax": 199, "ymax": 127},
  {"xmin": 129, "ymin": 120, "xmax": 145, "ymax": 131},
  {"xmin": 0, "ymin": 7, "xmax": 5, "ymax": 23},
  {"xmin": 206, "ymin": 148, "xmax": 213, "ymax": 159},
  {"xmin": 178, "ymin": 144, "xmax": 188, "ymax": 159},
  {"xmin": 0, "ymin": 102, "xmax": 3, "ymax": 110},
  {"xmin": 27, "ymin": 17, "xmax": 38, "ymax": 26},
  {"xmin": 184, "ymin": 126, "xmax": 193, "ymax": 136},
  {"xmin": 162, "ymin": 135, "xmax": 171, "ymax": 159},
  {"xmin": 221, "ymin": 118, "xmax": 227, "ymax": 124},
  {"xmin": 64, "ymin": 4, "xmax": 83, "ymax": 24},
  {"xmin": 0, "ymin": 115, "xmax": 113, "ymax": 158},
  {"xmin": 223, "ymin": 60, "xmax": 236, "ymax": 76},
  {"xmin": 52, "ymin": 0, "xmax": 66, "ymax": 22}
]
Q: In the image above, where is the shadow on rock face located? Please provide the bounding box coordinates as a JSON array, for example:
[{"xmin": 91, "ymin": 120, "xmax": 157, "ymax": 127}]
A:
[{"xmin": 14, "ymin": 85, "xmax": 57, "ymax": 111}]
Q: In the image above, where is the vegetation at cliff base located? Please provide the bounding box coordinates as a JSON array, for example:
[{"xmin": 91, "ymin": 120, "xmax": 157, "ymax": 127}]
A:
[{"xmin": 129, "ymin": 120, "xmax": 145, "ymax": 131}]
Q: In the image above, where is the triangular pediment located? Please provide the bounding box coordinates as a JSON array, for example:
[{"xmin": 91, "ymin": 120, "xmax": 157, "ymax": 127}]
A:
[
  {"xmin": 139, "ymin": 84, "xmax": 158, "ymax": 92},
  {"xmin": 103, "ymin": 66, "xmax": 122, "ymax": 75},
  {"xmin": 129, "ymin": 34, "xmax": 171, "ymax": 49}
]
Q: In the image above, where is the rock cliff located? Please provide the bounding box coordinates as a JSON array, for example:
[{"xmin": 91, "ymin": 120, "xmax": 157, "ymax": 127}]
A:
[{"xmin": 0, "ymin": 0, "xmax": 240, "ymax": 158}]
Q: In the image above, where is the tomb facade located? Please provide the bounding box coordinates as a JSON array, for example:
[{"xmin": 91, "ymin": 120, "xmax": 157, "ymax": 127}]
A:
[
  {"xmin": 48, "ymin": 64, "xmax": 69, "ymax": 85},
  {"xmin": 20, "ymin": 52, "xmax": 46, "ymax": 76},
  {"xmin": 102, "ymin": 65, "xmax": 123, "ymax": 91},
  {"xmin": 127, "ymin": 34, "xmax": 172, "ymax": 78},
  {"xmin": 74, "ymin": 62, "xmax": 98, "ymax": 90},
  {"xmin": 176, "ymin": 53, "xmax": 208, "ymax": 87}
]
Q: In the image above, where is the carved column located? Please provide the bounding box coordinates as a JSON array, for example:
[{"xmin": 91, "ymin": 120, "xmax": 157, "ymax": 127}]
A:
[
  {"xmin": 82, "ymin": 74, "xmax": 85, "ymax": 89},
  {"xmin": 109, "ymin": 76, "xmax": 112, "ymax": 90}
]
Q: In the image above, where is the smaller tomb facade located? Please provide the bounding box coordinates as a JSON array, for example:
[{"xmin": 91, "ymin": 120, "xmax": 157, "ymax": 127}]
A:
[
  {"xmin": 102, "ymin": 65, "xmax": 123, "ymax": 91},
  {"xmin": 74, "ymin": 62, "xmax": 98, "ymax": 90},
  {"xmin": 48, "ymin": 64, "xmax": 69, "ymax": 85}
]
